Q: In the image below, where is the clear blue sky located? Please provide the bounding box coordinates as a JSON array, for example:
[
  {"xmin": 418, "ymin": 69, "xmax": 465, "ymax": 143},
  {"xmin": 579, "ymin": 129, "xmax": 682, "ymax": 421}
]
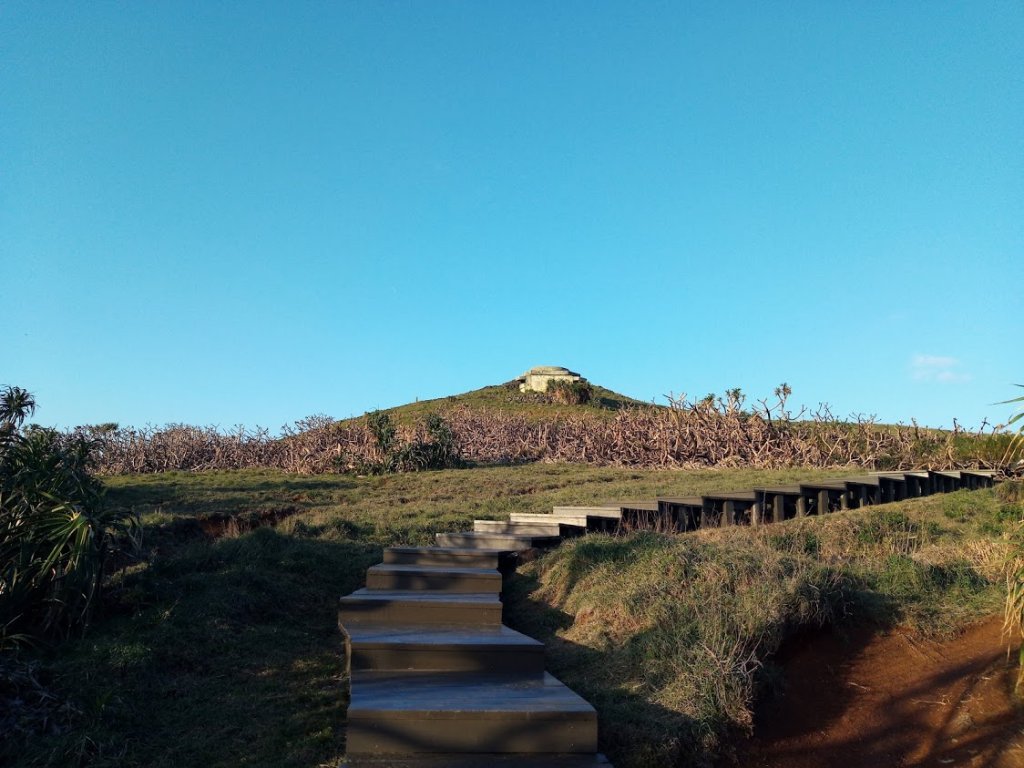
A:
[{"xmin": 3, "ymin": 2, "xmax": 1021, "ymax": 431}]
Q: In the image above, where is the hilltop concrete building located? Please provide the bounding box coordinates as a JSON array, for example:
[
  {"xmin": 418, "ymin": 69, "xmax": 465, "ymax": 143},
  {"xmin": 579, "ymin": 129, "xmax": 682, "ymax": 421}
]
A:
[{"xmin": 517, "ymin": 366, "xmax": 585, "ymax": 393}]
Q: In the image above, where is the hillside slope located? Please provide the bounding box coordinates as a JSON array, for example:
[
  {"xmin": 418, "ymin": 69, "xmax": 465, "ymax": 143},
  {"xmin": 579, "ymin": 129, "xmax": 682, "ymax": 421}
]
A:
[
  {"xmin": 8, "ymin": 467, "xmax": 1012, "ymax": 768},
  {"xmin": 371, "ymin": 380, "xmax": 652, "ymax": 424}
]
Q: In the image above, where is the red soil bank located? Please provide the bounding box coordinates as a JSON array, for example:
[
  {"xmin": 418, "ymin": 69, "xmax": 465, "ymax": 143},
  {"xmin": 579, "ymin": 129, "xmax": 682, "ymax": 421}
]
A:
[{"xmin": 734, "ymin": 617, "xmax": 1024, "ymax": 768}]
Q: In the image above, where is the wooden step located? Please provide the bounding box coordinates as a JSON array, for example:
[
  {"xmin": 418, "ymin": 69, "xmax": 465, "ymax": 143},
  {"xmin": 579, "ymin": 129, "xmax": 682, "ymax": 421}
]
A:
[
  {"xmin": 346, "ymin": 671, "xmax": 598, "ymax": 755},
  {"xmin": 900, "ymin": 471, "xmax": 932, "ymax": 497},
  {"xmin": 347, "ymin": 624, "xmax": 545, "ymax": 674},
  {"xmin": 841, "ymin": 476, "xmax": 886, "ymax": 505},
  {"xmin": 473, "ymin": 519, "xmax": 571, "ymax": 536},
  {"xmin": 514, "ymin": 512, "xmax": 620, "ymax": 534},
  {"xmin": 960, "ymin": 469, "xmax": 997, "ymax": 489},
  {"xmin": 552, "ymin": 506, "xmax": 623, "ymax": 519},
  {"xmin": 382, "ymin": 546, "xmax": 512, "ymax": 571},
  {"xmin": 343, "ymin": 753, "xmax": 612, "ymax": 766},
  {"xmin": 787, "ymin": 481, "xmax": 850, "ymax": 515},
  {"xmin": 366, "ymin": 564, "xmax": 503, "ymax": 594},
  {"xmin": 340, "ymin": 589, "xmax": 502, "ymax": 627},
  {"xmin": 653, "ymin": 496, "xmax": 705, "ymax": 530},
  {"xmin": 930, "ymin": 470, "xmax": 965, "ymax": 493},
  {"xmin": 435, "ymin": 532, "xmax": 561, "ymax": 550},
  {"xmin": 507, "ymin": 513, "xmax": 588, "ymax": 527}
]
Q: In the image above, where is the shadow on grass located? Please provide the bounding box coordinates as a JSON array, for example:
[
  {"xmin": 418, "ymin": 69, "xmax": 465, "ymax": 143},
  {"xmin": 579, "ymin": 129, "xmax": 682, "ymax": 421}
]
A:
[
  {"xmin": 732, "ymin": 620, "xmax": 1024, "ymax": 768},
  {"xmin": 9, "ymin": 528, "xmax": 379, "ymax": 768},
  {"xmin": 504, "ymin": 569, "xmax": 704, "ymax": 768},
  {"xmin": 501, "ymin": 533, "xmax": 1001, "ymax": 768},
  {"xmin": 103, "ymin": 474, "xmax": 356, "ymax": 520}
]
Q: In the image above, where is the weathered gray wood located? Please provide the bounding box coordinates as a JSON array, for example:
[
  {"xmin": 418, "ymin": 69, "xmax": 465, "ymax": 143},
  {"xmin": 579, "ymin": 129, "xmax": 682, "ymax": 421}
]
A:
[
  {"xmin": 347, "ymin": 671, "xmax": 598, "ymax": 755},
  {"xmin": 339, "ymin": 589, "xmax": 503, "ymax": 628},
  {"xmin": 366, "ymin": 564, "xmax": 503, "ymax": 594},
  {"xmin": 347, "ymin": 624, "xmax": 546, "ymax": 674},
  {"xmin": 773, "ymin": 494, "xmax": 786, "ymax": 523},
  {"xmin": 722, "ymin": 500, "xmax": 735, "ymax": 527},
  {"xmin": 817, "ymin": 490, "xmax": 830, "ymax": 514},
  {"xmin": 657, "ymin": 497, "xmax": 703, "ymax": 532},
  {"xmin": 342, "ymin": 524, "xmax": 607, "ymax": 762},
  {"xmin": 436, "ymin": 532, "xmax": 561, "ymax": 550}
]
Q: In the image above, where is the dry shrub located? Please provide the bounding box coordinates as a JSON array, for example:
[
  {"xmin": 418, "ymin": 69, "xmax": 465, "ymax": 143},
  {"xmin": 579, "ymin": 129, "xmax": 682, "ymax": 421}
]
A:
[
  {"xmin": 546, "ymin": 380, "xmax": 593, "ymax": 405},
  {"xmin": 79, "ymin": 388, "xmax": 1010, "ymax": 476},
  {"xmin": 997, "ymin": 479, "xmax": 1024, "ymax": 504}
]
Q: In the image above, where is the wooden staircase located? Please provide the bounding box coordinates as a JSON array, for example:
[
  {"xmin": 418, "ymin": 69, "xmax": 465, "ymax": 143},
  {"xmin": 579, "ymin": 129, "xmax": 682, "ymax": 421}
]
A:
[
  {"xmin": 340, "ymin": 542, "xmax": 610, "ymax": 766},
  {"xmin": 499, "ymin": 469, "xmax": 1000, "ymax": 536},
  {"xmin": 339, "ymin": 468, "xmax": 999, "ymax": 764}
]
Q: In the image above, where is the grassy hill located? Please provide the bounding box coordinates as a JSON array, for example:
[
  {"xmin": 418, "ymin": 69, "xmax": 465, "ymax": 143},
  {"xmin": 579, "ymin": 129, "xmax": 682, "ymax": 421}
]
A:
[
  {"xmin": 367, "ymin": 380, "xmax": 652, "ymax": 424},
  {"xmin": 5, "ymin": 465, "xmax": 1015, "ymax": 768}
]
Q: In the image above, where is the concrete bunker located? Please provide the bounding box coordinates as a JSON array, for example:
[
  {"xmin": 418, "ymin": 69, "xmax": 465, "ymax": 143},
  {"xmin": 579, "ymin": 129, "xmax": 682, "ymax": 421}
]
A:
[{"xmin": 516, "ymin": 366, "xmax": 585, "ymax": 394}]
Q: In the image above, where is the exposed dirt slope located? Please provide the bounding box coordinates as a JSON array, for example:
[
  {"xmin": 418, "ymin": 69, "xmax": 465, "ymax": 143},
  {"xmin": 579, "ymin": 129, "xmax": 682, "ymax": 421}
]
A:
[{"xmin": 734, "ymin": 617, "xmax": 1024, "ymax": 768}]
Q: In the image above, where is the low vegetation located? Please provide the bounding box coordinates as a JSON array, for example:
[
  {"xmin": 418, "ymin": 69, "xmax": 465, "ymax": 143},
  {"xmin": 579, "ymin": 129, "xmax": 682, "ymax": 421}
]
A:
[
  {"xmin": 2, "ymin": 463, "xmax": 1015, "ymax": 768},
  {"xmin": 77, "ymin": 385, "xmax": 1012, "ymax": 475},
  {"xmin": 375, "ymin": 380, "xmax": 642, "ymax": 423},
  {"xmin": 545, "ymin": 379, "xmax": 594, "ymax": 405},
  {"xmin": 354, "ymin": 411, "xmax": 465, "ymax": 475},
  {"xmin": 0, "ymin": 388, "xmax": 138, "ymax": 649},
  {"xmin": 506, "ymin": 490, "xmax": 1014, "ymax": 767},
  {"xmin": 1000, "ymin": 385, "xmax": 1024, "ymax": 688}
]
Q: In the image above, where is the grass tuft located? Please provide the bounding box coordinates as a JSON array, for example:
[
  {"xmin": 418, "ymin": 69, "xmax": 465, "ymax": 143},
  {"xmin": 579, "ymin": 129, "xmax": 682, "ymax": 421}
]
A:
[{"xmin": 505, "ymin": 490, "xmax": 1010, "ymax": 767}]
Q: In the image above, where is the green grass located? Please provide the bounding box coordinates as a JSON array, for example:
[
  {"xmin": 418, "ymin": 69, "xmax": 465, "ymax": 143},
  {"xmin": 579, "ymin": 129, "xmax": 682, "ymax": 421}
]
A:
[
  {"xmin": 359, "ymin": 381, "xmax": 651, "ymax": 424},
  {"xmin": 504, "ymin": 489, "xmax": 1016, "ymax": 767},
  {"xmin": 3, "ymin": 465, "xmax": 1016, "ymax": 767},
  {"xmin": 25, "ymin": 530, "xmax": 373, "ymax": 768},
  {"xmin": 101, "ymin": 464, "xmax": 843, "ymax": 547}
]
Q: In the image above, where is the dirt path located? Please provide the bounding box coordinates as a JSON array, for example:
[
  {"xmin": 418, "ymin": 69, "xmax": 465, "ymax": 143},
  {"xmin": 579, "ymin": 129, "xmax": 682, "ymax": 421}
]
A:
[{"xmin": 734, "ymin": 617, "xmax": 1024, "ymax": 768}]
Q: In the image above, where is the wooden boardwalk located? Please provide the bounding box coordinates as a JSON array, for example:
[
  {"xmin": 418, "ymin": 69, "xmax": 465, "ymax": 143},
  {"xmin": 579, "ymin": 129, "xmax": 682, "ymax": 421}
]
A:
[
  {"xmin": 339, "ymin": 468, "xmax": 998, "ymax": 764},
  {"xmin": 523, "ymin": 469, "xmax": 997, "ymax": 534},
  {"xmin": 340, "ymin": 544, "xmax": 610, "ymax": 766}
]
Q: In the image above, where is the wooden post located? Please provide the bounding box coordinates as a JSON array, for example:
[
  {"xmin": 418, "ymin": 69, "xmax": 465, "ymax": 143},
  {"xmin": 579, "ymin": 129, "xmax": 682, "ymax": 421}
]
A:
[
  {"xmin": 818, "ymin": 490, "xmax": 830, "ymax": 515},
  {"xmin": 888, "ymin": 480, "xmax": 901, "ymax": 503},
  {"xmin": 751, "ymin": 502, "xmax": 761, "ymax": 526},
  {"xmin": 774, "ymin": 494, "xmax": 786, "ymax": 523},
  {"xmin": 688, "ymin": 506, "xmax": 700, "ymax": 532},
  {"xmin": 721, "ymin": 501, "xmax": 735, "ymax": 527},
  {"xmin": 796, "ymin": 496, "xmax": 807, "ymax": 518}
]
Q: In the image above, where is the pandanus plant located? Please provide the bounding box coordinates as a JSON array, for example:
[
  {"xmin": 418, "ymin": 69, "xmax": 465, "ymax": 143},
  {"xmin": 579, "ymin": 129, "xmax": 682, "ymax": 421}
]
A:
[
  {"xmin": 1, "ymin": 386, "xmax": 138, "ymax": 648},
  {"xmin": 0, "ymin": 386, "xmax": 36, "ymax": 428},
  {"xmin": 1000, "ymin": 385, "xmax": 1024, "ymax": 690}
]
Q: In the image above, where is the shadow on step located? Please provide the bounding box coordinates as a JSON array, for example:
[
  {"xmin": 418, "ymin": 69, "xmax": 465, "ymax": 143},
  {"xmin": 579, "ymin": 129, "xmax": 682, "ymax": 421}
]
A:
[{"xmin": 345, "ymin": 670, "xmax": 598, "ymax": 753}]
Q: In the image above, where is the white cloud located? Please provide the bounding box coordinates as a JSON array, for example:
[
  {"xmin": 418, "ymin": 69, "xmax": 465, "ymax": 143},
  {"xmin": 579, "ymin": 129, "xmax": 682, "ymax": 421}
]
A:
[
  {"xmin": 912, "ymin": 354, "xmax": 957, "ymax": 368},
  {"xmin": 911, "ymin": 354, "xmax": 972, "ymax": 383}
]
